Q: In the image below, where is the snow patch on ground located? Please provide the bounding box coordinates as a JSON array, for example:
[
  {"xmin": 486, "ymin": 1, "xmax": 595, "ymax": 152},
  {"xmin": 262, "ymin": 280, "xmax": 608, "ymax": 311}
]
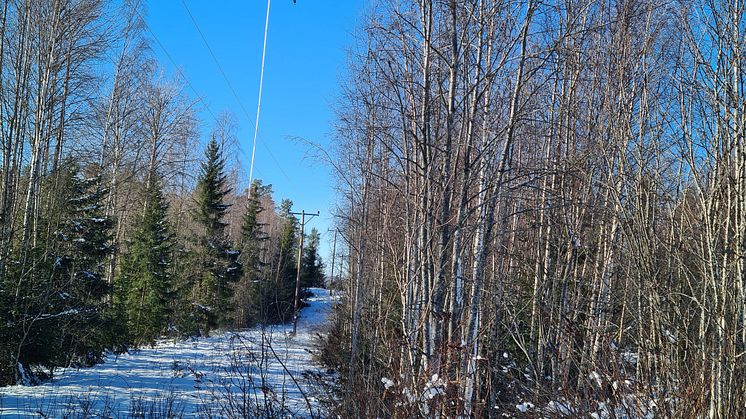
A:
[
  {"xmin": 0, "ymin": 288, "xmax": 335, "ymax": 418},
  {"xmin": 516, "ymin": 401, "xmax": 534, "ymax": 413}
]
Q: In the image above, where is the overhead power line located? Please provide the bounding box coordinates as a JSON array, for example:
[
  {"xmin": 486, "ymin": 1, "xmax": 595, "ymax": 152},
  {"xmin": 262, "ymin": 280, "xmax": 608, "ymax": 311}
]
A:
[
  {"xmin": 136, "ymin": 8, "xmax": 266, "ymax": 181},
  {"xmin": 250, "ymin": 0, "xmax": 271, "ymax": 187},
  {"xmin": 179, "ymin": 0, "xmax": 291, "ymax": 183},
  {"xmin": 139, "ymin": 10, "xmax": 219, "ymax": 122}
]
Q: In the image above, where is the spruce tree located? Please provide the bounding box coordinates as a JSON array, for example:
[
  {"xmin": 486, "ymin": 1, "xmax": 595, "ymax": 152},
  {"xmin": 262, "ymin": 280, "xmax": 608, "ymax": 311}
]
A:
[
  {"xmin": 267, "ymin": 199, "xmax": 298, "ymax": 322},
  {"xmin": 50, "ymin": 165, "xmax": 115, "ymax": 367},
  {"xmin": 115, "ymin": 178, "xmax": 175, "ymax": 345},
  {"xmin": 192, "ymin": 138, "xmax": 242, "ymax": 332},
  {"xmin": 300, "ymin": 228, "xmax": 325, "ymax": 288},
  {"xmin": 170, "ymin": 239, "xmax": 197, "ymax": 337},
  {"xmin": 234, "ymin": 180, "xmax": 270, "ymax": 327},
  {"xmin": 1, "ymin": 163, "xmax": 116, "ymax": 383}
]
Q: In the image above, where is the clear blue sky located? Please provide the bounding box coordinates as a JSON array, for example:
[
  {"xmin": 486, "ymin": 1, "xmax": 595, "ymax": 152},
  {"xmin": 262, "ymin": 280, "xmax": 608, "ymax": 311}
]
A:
[{"xmin": 145, "ymin": 0, "xmax": 364, "ymax": 262}]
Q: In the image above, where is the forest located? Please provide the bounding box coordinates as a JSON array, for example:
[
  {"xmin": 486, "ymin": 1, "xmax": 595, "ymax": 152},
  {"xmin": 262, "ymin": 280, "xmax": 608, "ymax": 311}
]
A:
[
  {"xmin": 0, "ymin": 0, "xmax": 745, "ymax": 417},
  {"xmin": 322, "ymin": 0, "xmax": 746, "ymax": 417},
  {"xmin": 0, "ymin": 0, "xmax": 325, "ymax": 392}
]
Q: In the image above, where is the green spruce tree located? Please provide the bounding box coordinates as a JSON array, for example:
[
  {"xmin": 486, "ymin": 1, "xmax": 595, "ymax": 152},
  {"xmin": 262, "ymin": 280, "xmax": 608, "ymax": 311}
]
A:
[
  {"xmin": 234, "ymin": 180, "xmax": 270, "ymax": 327},
  {"xmin": 192, "ymin": 138, "xmax": 242, "ymax": 332},
  {"xmin": 267, "ymin": 199, "xmax": 298, "ymax": 322},
  {"xmin": 49, "ymin": 165, "xmax": 115, "ymax": 367},
  {"xmin": 1, "ymin": 163, "xmax": 117, "ymax": 383},
  {"xmin": 115, "ymin": 178, "xmax": 175, "ymax": 345},
  {"xmin": 300, "ymin": 228, "xmax": 325, "ymax": 288}
]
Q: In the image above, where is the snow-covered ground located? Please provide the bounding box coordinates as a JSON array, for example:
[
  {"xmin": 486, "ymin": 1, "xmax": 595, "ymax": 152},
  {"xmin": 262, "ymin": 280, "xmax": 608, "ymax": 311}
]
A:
[{"xmin": 0, "ymin": 288, "xmax": 335, "ymax": 418}]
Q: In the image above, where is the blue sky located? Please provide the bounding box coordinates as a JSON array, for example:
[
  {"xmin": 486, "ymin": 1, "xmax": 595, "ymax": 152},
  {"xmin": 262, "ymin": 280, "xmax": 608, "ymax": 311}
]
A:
[{"xmin": 145, "ymin": 0, "xmax": 365, "ymax": 261}]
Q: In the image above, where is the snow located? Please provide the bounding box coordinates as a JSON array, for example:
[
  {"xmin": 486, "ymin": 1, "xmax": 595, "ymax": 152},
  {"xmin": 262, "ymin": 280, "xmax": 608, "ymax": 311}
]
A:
[
  {"xmin": 516, "ymin": 401, "xmax": 534, "ymax": 413},
  {"xmin": 544, "ymin": 399, "xmax": 574, "ymax": 416},
  {"xmin": 589, "ymin": 370, "xmax": 603, "ymax": 388},
  {"xmin": 193, "ymin": 303, "xmax": 213, "ymax": 312},
  {"xmin": 15, "ymin": 365, "xmax": 30, "ymax": 387},
  {"xmin": 78, "ymin": 271, "xmax": 98, "ymax": 280},
  {"xmin": 413, "ymin": 373, "xmax": 446, "ymax": 416},
  {"xmin": 36, "ymin": 309, "xmax": 80, "ymax": 320},
  {"xmin": 0, "ymin": 288, "xmax": 335, "ymax": 418},
  {"xmin": 621, "ymin": 351, "xmax": 638, "ymax": 365}
]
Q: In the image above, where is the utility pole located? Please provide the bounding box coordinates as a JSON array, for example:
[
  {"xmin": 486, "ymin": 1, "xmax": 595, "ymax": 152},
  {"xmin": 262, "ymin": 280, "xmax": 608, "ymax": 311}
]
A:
[{"xmin": 289, "ymin": 209, "xmax": 319, "ymax": 335}]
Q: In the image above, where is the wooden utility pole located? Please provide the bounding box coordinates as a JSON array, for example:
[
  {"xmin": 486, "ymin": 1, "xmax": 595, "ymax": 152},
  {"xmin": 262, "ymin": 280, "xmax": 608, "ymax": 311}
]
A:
[{"xmin": 289, "ymin": 209, "xmax": 319, "ymax": 335}]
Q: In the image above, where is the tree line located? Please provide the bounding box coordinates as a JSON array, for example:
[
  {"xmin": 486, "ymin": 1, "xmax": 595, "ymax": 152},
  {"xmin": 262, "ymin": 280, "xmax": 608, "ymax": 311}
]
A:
[
  {"xmin": 0, "ymin": 0, "xmax": 325, "ymax": 387},
  {"xmin": 324, "ymin": 0, "xmax": 746, "ymax": 417}
]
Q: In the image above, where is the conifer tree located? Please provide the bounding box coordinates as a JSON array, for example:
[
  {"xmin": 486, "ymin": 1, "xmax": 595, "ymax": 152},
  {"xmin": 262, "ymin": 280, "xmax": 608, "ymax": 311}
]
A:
[
  {"xmin": 268, "ymin": 199, "xmax": 298, "ymax": 322},
  {"xmin": 115, "ymin": 178, "xmax": 175, "ymax": 345},
  {"xmin": 300, "ymin": 228, "xmax": 325, "ymax": 288},
  {"xmin": 192, "ymin": 138, "xmax": 242, "ymax": 332},
  {"xmin": 50, "ymin": 165, "xmax": 115, "ymax": 367},
  {"xmin": 170, "ymin": 240, "xmax": 197, "ymax": 337},
  {"xmin": 1, "ymin": 163, "xmax": 116, "ymax": 383},
  {"xmin": 234, "ymin": 180, "xmax": 270, "ymax": 327}
]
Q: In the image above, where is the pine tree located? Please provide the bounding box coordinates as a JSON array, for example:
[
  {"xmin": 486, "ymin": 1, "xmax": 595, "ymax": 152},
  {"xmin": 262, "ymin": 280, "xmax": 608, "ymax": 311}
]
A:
[
  {"xmin": 234, "ymin": 180, "xmax": 270, "ymax": 327},
  {"xmin": 301, "ymin": 228, "xmax": 325, "ymax": 288},
  {"xmin": 192, "ymin": 138, "xmax": 242, "ymax": 332},
  {"xmin": 115, "ymin": 178, "xmax": 175, "ymax": 345}
]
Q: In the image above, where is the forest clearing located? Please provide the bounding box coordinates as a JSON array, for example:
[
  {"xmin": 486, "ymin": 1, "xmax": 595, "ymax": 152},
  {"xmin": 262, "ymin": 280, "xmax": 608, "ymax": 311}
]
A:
[
  {"xmin": 0, "ymin": 289, "xmax": 334, "ymax": 417},
  {"xmin": 1, "ymin": 0, "xmax": 745, "ymax": 417}
]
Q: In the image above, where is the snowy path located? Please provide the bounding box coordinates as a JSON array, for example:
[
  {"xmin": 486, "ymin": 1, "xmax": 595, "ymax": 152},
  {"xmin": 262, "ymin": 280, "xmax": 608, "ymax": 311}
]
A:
[{"xmin": 0, "ymin": 288, "xmax": 334, "ymax": 418}]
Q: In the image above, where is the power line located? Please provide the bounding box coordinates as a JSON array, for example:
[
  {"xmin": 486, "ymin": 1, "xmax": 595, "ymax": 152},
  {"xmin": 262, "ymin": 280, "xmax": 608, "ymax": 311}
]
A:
[
  {"xmin": 250, "ymin": 0, "xmax": 271, "ymax": 187},
  {"xmin": 136, "ymin": 8, "xmax": 267, "ymax": 182},
  {"xmin": 140, "ymin": 12, "xmax": 219, "ymax": 123},
  {"xmin": 179, "ymin": 0, "xmax": 291, "ymax": 183}
]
